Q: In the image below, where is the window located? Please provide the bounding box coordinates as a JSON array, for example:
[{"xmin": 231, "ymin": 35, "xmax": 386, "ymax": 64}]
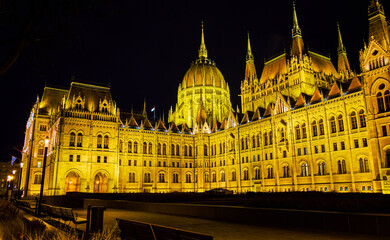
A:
[
  {"xmin": 333, "ymin": 142, "xmax": 338, "ymax": 151},
  {"xmin": 104, "ymin": 135, "xmax": 109, "ymax": 149},
  {"xmin": 186, "ymin": 173, "xmax": 191, "ymax": 183},
  {"xmin": 128, "ymin": 141, "xmax": 132, "ymax": 153},
  {"xmin": 301, "ymin": 163, "xmax": 309, "ymax": 177},
  {"xmin": 383, "ymin": 125, "xmax": 388, "ymax": 137},
  {"xmin": 243, "ymin": 169, "xmax": 249, "ymax": 180},
  {"xmin": 354, "ymin": 139, "xmax": 359, "ymax": 148},
  {"xmin": 241, "ymin": 138, "xmax": 245, "ymax": 150},
  {"xmin": 318, "ymin": 162, "xmax": 326, "ymax": 175},
  {"xmin": 267, "ymin": 167, "xmax": 273, "ymax": 179},
  {"xmin": 38, "ymin": 148, "xmax": 44, "ymax": 156},
  {"xmin": 163, "ymin": 143, "xmax": 167, "ymax": 155},
  {"xmin": 134, "ymin": 141, "xmax": 138, "ymax": 153},
  {"xmin": 280, "ymin": 128, "xmax": 286, "ymax": 142},
  {"xmin": 34, "ymin": 174, "xmax": 42, "ymax": 184},
  {"xmin": 97, "ymin": 156, "xmax": 101, "ymax": 163},
  {"xmin": 171, "ymin": 144, "xmax": 175, "ymax": 155},
  {"xmin": 265, "ymin": 153, "xmax": 268, "ymax": 160},
  {"xmin": 254, "ymin": 168, "xmax": 261, "ymax": 180},
  {"xmin": 338, "ymin": 115, "xmax": 344, "ymax": 132},
  {"xmin": 297, "ymin": 148, "xmax": 301, "ymax": 156},
  {"xmin": 359, "ymin": 110, "xmax": 366, "ymax": 128},
  {"xmin": 173, "ymin": 173, "xmax": 179, "ymax": 183},
  {"xmin": 264, "ymin": 133, "xmax": 268, "ymax": 146},
  {"xmin": 314, "ymin": 145, "xmax": 318, "ymax": 154},
  {"xmin": 330, "ymin": 116, "xmax": 336, "ymax": 133},
  {"xmin": 220, "ymin": 171, "xmax": 225, "ymax": 182},
  {"xmin": 377, "ymin": 92, "xmax": 385, "ymax": 113},
  {"xmin": 104, "ymin": 156, "xmax": 107, "ymax": 163},
  {"xmin": 231, "ymin": 171, "xmax": 236, "ymax": 181},
  {"xmin": 341, "ymin": 141, "xmax": 345, "ymax": 150},
  {"xmin": 70, "ymin": 132, "xmax": 76, "ymax": 147},
  {"xmin": 321, "ymin": 144, "xmax": 325, "ymax": 152},
  {"xmin": 385, "ymin": 90, "xmax": 390, "ymax": 111},
  {"xmin": 303, "ymin": 147, "xmax": 307, "ymax": 155},
  {"xmin": 204, "ymin": 173, "xmax": 209, "ymax": 183},
  {"xmin": 204, "ymin": 144, "xmax": 208, "ymax": 156},
  {"xmin": 363, "ymin": 138, "xmax": 368, "ymax": 147},
  {"xmin": 129, "ymin": 172, "xmax": 135, "ymax": 183},
  {"xmin": 39, "ymin": 124, "xmax": 47, "ymax": 131},
  {"xmin": 149, "ymin": 161, "xmax": 152, "ymax": 167},
  {"xmin": 338, "ymin": 160, "xmax": 347, "ymax": 174},
  {"xmin": 128, "ymin": 160, "xmax": 131, "ymax": 166},
  {"xmin": 295, "ymin": 125, "xmax": 301, "ymax": 140},
  {"xmin": 282, "ymin": 165, "xmax": 289, "ymax": 178},
  {"xmin": 149, "ymin": 142, "xmax": 153, "ymax": 154},
  {"xmin": 283, "ymin": 151, "xmax": 287, "ymax": 158},
  {"xmin": 319, "ymin": 119, "xmax": 325, "ymax": 135},
  {"xmin": 252, "ymin": 135, "xmax": 256, "ymax": 149},
  {"xmin": 189, "ymin": 146, "xmax": 192, "ymax": 156},
  {"xmin": 350, "ymin": 112, "xmax": 358, "ymax": 130},
  {"xmin": 359, "ymin": 158, "xmax": 369, "ymax": 173},
  {"xmin": 269, "ymin": 131, "xmax": 273, "ymax": 145},
  {"xmin": 76, "ymin": 155, "xmax": 80, "ymax": 162},
  {"xmin": 256, "ymin": 134, "xmax": 260, "ymax": 147},
  {"xmin": 144, "ymin": 173, "xmax": 151, "ymax": 183},
  {"xmin": 119, "ymin": 140, "xmax": 123, "ymax": 153},
  {"xmin": 143, "ymin": 142, "xmax": 147, "ymax": 154},
  {"xmin": 302, "ymin": 124, "xmax": 307, "ymax": 139},
  {"xmin": 312, "ymin": 121, "xmax": 318, "ymax": 137},
  {"xmin": 134, "ymin": 160, "xmax": 137, "ymax": 166},
  {"xmin": 159, "ymin": 172, "xmax": 165, "ymax": 183},
  {"xmin": 69, "ymin": 155, "xmax": 73, "ymax": 162},
  {"xmin": 158, "ymin": 143, "xmax": 162, "ymax": 155},
  {"xmin": 77, "ymin": 133, "xmax": 83, "ymax": 147}
]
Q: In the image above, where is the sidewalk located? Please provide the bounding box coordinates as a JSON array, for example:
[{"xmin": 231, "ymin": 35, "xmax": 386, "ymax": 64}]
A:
[{"xmin": 73, "ymin": 208, "xmax": 385, "ymax": 240}]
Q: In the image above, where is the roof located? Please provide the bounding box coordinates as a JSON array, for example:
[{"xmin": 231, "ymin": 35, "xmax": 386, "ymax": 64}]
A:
[
  {"xmin": 259, "ymin": 53, "xmax": 287, "ymax": 84},
  {"xmin": 308, "ymin": 51, "xmax": 338, "ymax": 76},
  {"xmin": 39, "ymin": 87, "xmax": 68, "ymax": 115}
]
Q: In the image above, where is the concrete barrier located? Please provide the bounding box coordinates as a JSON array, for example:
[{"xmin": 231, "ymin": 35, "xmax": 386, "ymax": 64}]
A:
[{"xmin": 84, "ymin": 198, "xmax": 390, "ymax": 236}]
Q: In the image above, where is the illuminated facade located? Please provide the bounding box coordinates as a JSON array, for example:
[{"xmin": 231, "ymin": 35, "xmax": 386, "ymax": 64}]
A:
[{"xmin": 21, "ymin": 1, "xmax": 390, "ymax": 195}]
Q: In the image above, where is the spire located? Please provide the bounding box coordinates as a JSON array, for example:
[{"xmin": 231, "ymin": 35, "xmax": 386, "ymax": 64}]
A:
[
  {"xmin": 198, "ymin": 21, "xmax": 208, "ymax": 60},
  {"xmin": 337, "ymin": 23, "xmax": 351, "ymax": 73},
  {"xmin": 292, "ymin": 2, "xmax": 302, "ymax": 37},
  {"xmin": 291, "ymin": 2, "xmax": 305, "ymax": 57},
  {"xmin": 245, "ymin": 32, "xmax": 257, "ymax": 82},
  {"xmin": 142, "ymin": 98, "xmax": 146, "ymax": 116},
  {"xmin": 368, "ymin": 0, "xmax": 389, "ymax": 49}
]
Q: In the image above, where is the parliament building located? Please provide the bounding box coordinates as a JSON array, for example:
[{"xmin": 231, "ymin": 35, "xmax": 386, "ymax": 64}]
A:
[{"xmin": 21, "ymin": 1, "xmax": 390, "ymax": 196}]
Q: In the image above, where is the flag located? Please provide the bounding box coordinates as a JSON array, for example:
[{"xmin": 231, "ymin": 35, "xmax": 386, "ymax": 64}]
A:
[
  {"xmin": 151, "ymin": 107, "xmax": 155, "ymax": 112},
  {"xmin": 11, "ymin": 156, "xmax": 16, "ymax": 165}
]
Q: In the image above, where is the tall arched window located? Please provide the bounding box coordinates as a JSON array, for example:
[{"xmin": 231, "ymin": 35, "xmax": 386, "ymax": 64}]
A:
[
  {"xmin": 97, "ymin": 135, "xmax": 102, "ymax": 148},
  {"xmin": 338, "ymin": 115, "xmax": 344, "ymax": 132},
  {"xmin": 171, "ymin": 144, "xmax": 175, "ymax": 156},
  {"xmin": 350, "ymin": 112, "xmax": 357, "ymax": 130},
  {"xmin": 318, "ymin": 162, "xmax": 326, "ymax": 175},
  {"xmin": 186, "ymin": 173, "xmax": 192, "ymax": 183},
  {"xmin": 267, "ymin": 166, "xmax": 273, "ymax": 179},
  {"xmin": 204, "ymin": 144, "xmax": 208, "ymax": 156},
  {"xmin": 212, "ymin": 172, "xmax": 216, "ymax": 182},
  {"xmin": 119, "ymin": 139, "xmax": 123, "ymax": 153},
  {"xmin": 386, "ymin": 149, "xmax": 390, "ymax": 168},
  {"xmin": 359, "ymin": 158, "xmax": 369, "ymax": 173},
  {"xmin": 241, "ymin": 138, "xmax": 245, "ymax": 150},
  {"xmin": 163, "ymin": 143, "xmax": 167, "ymax": 155},
  {"xmin": 173, "ymin": 173, "xmax": 179, "ymax": 183},
  {"xmin": 143, "ymin": 142, "xmax": 147, "ymax": 154},
  {"xmin": 359, "ymin": 110, "xmax": 366, "ymax": 128},
  {"xmin": 128, "ymin": 141, "xmax": 132, "ymax": 153},
  {"xmin": 301, "ymin": 163, "xmax": 309, "ymax": 176},
  {"xmin": 280, "ymin": 128, "xmax": 286, "ymax": 142},
  {"xmin": 70, "ymin": 132, "xmax": 76, "ymax": 147},
  {"xmin": 312, "ymin": 121, "xmax": 318, "ymax": 137},
  {"xmin": 158, "ymin": 172, "xmax": 165, "ymax": 183},
  {"xmin": 189, "ymin": 145, "xmax": 192, "ymax": 156},
  {"xmin": 220, "ymin": 171, "xmax": 225, "ymax": 182},
  {"xmin": 184, "ymin": 145, "xmax": 188, "ymax": 156},
  {"xmin": 385, "ymin": 90, "xmax": 390, "ymax": 111},
  {"xmin": 295, "ymin": 125, "xmax": 301, "ymax": 140},
  {"xmin": 148, "ymin": 142, "xmax": 153, "ymax": 154},
  {"xmin": 34, "ymin": 173, "xmax": 42, "ymax": 184},
  {"xmin": 302, "ymin": 124, "xmax": 307, "ymax": 139},
  {"xmin": 264, "ymin": 133, "xmax": 268, "ymax": 146},
  {"xmin": 128, "ymin": 172, "xmax": 135, "ymax": 183},
  {"xmin": 256, "ymin": 134, "xmax": 260, "ymax": 147},
  {"xmin": 319, "ymin": 119, "xmax": 325, "ymax": 135},
  {"xmin": 243, "ymin": 169, "xmax": 249, "ymax": 180},
  {"xmin": 204, "ymin": 173, "xmax": 209, "ymax": 183},
  {"xmin": 282, "ymin": 165, "xmax": 289, "ymax": 178},
  {"xmin": 104, "ymin": 135, "xmax": 109, "ymax": 149},
  {"xmin": 133, "ymin": 141, "xmax": 138, "ymax": 153},
  {"xmin": 330, "ymin": 116, "xmax": 336, "ymax": 133},
  {"xmin": 231, "ymin": 171, "xmax": 236, "ymax": 181},
  {"xmin": 144, "ymin": 173, "xmax": 151, "ymax": 183},
  {"xmin": 157, "ymin": 143, "xmax": 162, "ymax": 155},
  {"xmin": 254, "ymin": 168, "xmax": 261, "ymax": 180},
  {"xmin": 252, "ymin": 135, "xmax": 256, "ymax": 148},
  {"xmin": 377, "ymin": 92, "xmax": 385, "ymax": 113},
  {"xmin": 338, "ymin": 160, "xmax": 347, "ymax": 174},
  {"xmin": 269, "ymin": 131, "xmax": 273, "ymax": 145},
  {"xmin": 176, "ymin": 144, "xmax": 180, "ymax": 156},
  {"xmin": 77, "ymin": 133, "xmax": 83, "ymax": 147}
]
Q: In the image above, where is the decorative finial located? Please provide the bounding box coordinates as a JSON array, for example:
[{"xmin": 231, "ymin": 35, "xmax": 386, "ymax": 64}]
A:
[
  {"xmin": 246, "ymin": 31, "xmax": 254, "ymax": 62},
  {"xmin": 292, "ymin": 2, "xmax": 302, "ymax": 37},
  {"xmin": 337, "ymin": 22, "xmax": 346, "ymax": 54}
]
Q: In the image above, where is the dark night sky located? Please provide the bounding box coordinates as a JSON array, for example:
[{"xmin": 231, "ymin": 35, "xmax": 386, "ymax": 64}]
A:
[{"xmin": 0, "ymin": 0, "xmax": 388, "ymax": 161}]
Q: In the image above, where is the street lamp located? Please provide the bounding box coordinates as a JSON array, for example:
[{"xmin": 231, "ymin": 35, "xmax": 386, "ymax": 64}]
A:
[
  {"xmin": 38, "ymin": 137, "xmax": 49, "ymax": 216},
  {"xmin": 7, "ymin": 175, "xmax": 14, "ymax": 200}
]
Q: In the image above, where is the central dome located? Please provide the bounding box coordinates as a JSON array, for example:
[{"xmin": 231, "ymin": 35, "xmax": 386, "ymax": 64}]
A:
[{"xmin": 181, "ymin": 59, "xmax": 227, "ymax": 90}]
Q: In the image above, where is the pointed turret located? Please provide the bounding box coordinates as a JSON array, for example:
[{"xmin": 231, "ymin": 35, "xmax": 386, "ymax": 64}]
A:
[
  {"xmin": 198, "ymin": 21, "xmax": 208, "ymax": 60},
  {"xmin": 368, "ymin": 0, "xmax": 389, "ymax": 49},
  {"xmin": 337, "ymin": 23, "xmax": 352, "ymax": 74},
  {"xmin": 291, "ymin": 2, "xmax": 305, "ymax": 57},
  {"xmin": 142, "ymin": 98, "xmax": 147, "ymax": 116},
  {"xmin": 245, "ymin": 32, "xmax": 257, "ymax": 82}
]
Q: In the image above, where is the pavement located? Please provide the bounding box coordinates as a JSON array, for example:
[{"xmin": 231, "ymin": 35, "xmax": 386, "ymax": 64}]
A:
[{"xmin": 73, "ymin": 208, "xmax": 389, "ymax": 240}]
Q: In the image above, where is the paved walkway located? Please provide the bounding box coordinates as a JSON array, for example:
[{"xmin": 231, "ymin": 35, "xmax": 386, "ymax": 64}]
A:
[{"xmin": 73, "ymin": 208, "xmax": 388, "ymax": 240}]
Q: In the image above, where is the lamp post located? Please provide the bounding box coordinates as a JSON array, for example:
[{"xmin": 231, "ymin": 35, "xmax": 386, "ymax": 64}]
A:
[
  {"xmin": 38, "ymin": 137, "xmax": 49, "ymax": 216},
  {"xmin": 7, "ymin": 175, "xmax": 13, "ymax": 200}
]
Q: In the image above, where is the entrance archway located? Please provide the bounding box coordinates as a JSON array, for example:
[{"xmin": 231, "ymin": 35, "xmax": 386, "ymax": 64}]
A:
[
  {"xmin": 94, "ymin": 172, "xmax": 108, "ymax": 193},
  {"xmin": 65, "ymin": 171, "xmax": 81, "ymax": 193}
]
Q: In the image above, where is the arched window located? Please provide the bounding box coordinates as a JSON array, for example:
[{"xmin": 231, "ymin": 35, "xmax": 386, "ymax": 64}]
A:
[
  {"xmin": 143, "ymin": 142, "xmax": 147, "ymax": 154},
  {"xmin": 104, "ymin": 135, "xmax": 109, "ymax": 149},
  {"xmin": 301, "ymin": 163, "xmax": 309, "ymax": 176},
  {"xmin": 158, "ymin": 172, "xmax": 165, "ymax": 183},
  {"xmin": 359, "ymin": 110, "xmax": 366, "ymax": 128},
  {"xmin": 252, "ymin": 135, "xmax": 256, "ymax": 148},
  {"xmin": 186, "ymin": 173, "xmax": 191, "ymax": 183},
  {"xmin": 338, "ymin": 115, "xmax": 344, "ymax": 132},
  {"xmin": 171, "ymin": 144, "xmax": 175, "ymax": 156},
  {"xmin": 377, "ymin": 92, "xmax": 385, "ymax": 113},
  {"xmin": 184, "ymin": 145, "xmax": 188, "ymax": 156},
  {"xmin": 241, "ymin": 138, "xmax": 245, "ymax": 150},
  {"xmin": 34, "ymin": 173, "xmax": 42, "ymax": 184},
  {"xmin": 254, "ymin": 168, "xmax": 261, "ymax": 180},
  {"xmin": 128, "ymin": 172, "xmax": 135, "ymax": 183},
  {"xmin": 163, "ymin": 143, "xmax": 167, "ymax": 155},
  {"xmin": 157, "ymin": 143, "xmax": 162, "ymax": 155},
  {"xmin": 256, "ymin": 134, "xmax": 260, "ymax": 147},
  {"xmin": 222, "ymin": 142, "xmax": 226, "ymax": 154},
  {"xmin": 97, "ymin": 135, "xmax": 102, "ymax": 148},
  {"xmin": 350, "ymin": 112, "xmax": 358, "ymax": 130},
  {"xmin": 264, "ymin": 133, "xmax": 268, "ymax": 146},
  {"xmin": 386, "ymin": 149, "xmax": 390, "ymax": 168},
  {"xmin": 119, "ymin": 140, "xmax": 123, "ymax": 153},
  {"xmin": 133, "ymin": 141, "xmax": 138, "ymax": 153},
  {"xmin": 338, "ymin": 160, "xmax": 347, "ymax": 174},
  {"xmin": 319, "ymin": 119, "xmax": 325, "ymax": 135},
  {"xmin": 231, "ymin": 171, "xmax": 236, "ymax": 181},
  {"xmin": 282, "ymin": 165, "xmax": 289, "ymax": 178},
  {"xmin": 312, "ymin": 121, "xmax": 318, "ymax": 137},
  {"xmin": 302, "ymin": 124, "xmax": 307, "ymax": 139},
  {"xmin": 204, "ymin": 173, "xmax": 209, "ymax": 183},
  {"xmin": 77, "ymin": 133, "xmax": 83, "ymax": 147},
  {"xmin": 220, "ymin": 171, "xmax": 225, "ymax": 182},
  {"xmin": 318, "ymin": 162, "xmax": 326, "ymax": 175},
  {"xmin": 176, "ymin": 144, "xmax": 180, "ymax": 156},
  {"xmin": 280, "ymin": 128, "xmax": 286, "ymax": 142},
  {"xmin": 267, "ymin": 166, "xmax": 273, "ymax": 179},
  {"xmin": 269, "ymin": 131, "xmax": 273, "ymax": 145},
  {"xmin": 245, "ymin": 137, "xmax": 249, "ymax": 149},
  {"xmin": 173, "ymin": 173, "xmax": 179, "ymax": 183},
  {"xmin": 144, "ymin": 173, "xmax": 151, "ymax": 183},
  {"xmin": 359, "ymin": 158, "xmax": 369, "ymax": 173},
  {"xmin": 148, "ymin": 142, "xmax": 153, "ymax": 154},
  {"xmin": 212, "ymin": 172, "xmax": 216, "ymax": 182},
  {"xmin": 330, "ymin": 116, "xmax": 336, "ymax": 133},
  {"xmin": 189, "ymin": 145, "xmax": 192, "ymax": 156},
  {"xmin": 204, "ymin": 144, "xmax": 208, "ymax": 156},
  {"xmin": 70, "ymin": 132, "xmax": 76, "ymax": 147},
  {"xmin": 295, "ymin": 125, "xmax": 301, "ymax": 140},
  {"xmin": 128, "ymin": 141, "xmax": 132, "ymax": 153},
  {"xmin": 385, "ymin": 90, "xmax": 390, "ymax": 111},
  {"xmin": 243, "ymin": 169, "xmax": 249, "ymax": 180}
]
